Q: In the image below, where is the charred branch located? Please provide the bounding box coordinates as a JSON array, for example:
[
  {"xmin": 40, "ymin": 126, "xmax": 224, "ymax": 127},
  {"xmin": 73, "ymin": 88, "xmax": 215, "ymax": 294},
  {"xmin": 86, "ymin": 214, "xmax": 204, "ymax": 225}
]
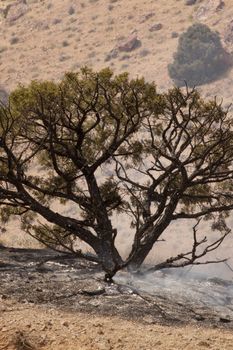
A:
[{"xmin": 145, "ymin": 220, "xmax": 230, "ymax": 274}]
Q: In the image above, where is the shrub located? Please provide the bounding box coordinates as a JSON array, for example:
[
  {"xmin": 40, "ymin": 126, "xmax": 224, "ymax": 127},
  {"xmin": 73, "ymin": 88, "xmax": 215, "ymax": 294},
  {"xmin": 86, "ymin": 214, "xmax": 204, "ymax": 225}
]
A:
[
  {"xmin": 0, "ymin": 46, "xmax": 7, "ymax": 53},
  {"xmin": 68, "ymin": 6, "xmax": 75, "ymax": 15},
  {"xmin": 168, "ymin": 23, "xmax": 231, "ymax": 86},
  {"xmin": 62, "ymin": 40, "xmax": 69, "ymax": 47},
  {"xmin": 10, "ymin": 37, "xmax": 19, "ymax": 45}
]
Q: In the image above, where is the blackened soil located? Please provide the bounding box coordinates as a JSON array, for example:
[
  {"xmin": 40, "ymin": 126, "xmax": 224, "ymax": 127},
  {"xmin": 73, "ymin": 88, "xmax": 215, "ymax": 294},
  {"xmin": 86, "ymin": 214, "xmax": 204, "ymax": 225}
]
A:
[{"xmin": 0, "ymin": 245, "xmax": 233, "ymax": 329}]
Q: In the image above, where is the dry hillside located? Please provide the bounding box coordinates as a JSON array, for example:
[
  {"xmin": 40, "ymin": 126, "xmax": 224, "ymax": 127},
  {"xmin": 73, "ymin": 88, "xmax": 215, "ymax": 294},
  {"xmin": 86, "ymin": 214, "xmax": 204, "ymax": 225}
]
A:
[{"xmin": 0, "ymin": 0, "xmax": 233, "ymax": 103}]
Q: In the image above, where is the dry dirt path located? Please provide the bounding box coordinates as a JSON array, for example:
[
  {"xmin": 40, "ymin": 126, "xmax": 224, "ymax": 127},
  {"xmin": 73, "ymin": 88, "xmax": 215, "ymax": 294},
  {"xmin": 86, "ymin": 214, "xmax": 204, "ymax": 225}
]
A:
[{"xmin": 1, "ymin": 299, "xmax": 233, "ymax": 350}]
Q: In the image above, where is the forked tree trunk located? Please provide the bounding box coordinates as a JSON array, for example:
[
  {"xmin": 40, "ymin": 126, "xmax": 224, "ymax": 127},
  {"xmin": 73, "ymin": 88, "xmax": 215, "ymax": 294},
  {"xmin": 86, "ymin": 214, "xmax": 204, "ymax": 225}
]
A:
[
  {"xmin": 96, "ymin": 240, "xmax": 123, "ymax": 282},
  {"xmin": 96, "ymin": 202, "xmax": 176, "ymax": 279},
  {"xmin": 127, "ymin": 214, "xmax": 176, "ymax": 272},
  {"xmin": 127, "ymin": 242, "xmax": 155, "ymax": 272}
]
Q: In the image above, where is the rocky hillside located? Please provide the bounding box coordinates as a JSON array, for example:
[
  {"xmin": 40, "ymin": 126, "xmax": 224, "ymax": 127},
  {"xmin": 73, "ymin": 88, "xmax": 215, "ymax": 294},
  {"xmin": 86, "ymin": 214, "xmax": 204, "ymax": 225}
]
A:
[{"xmin": 0, "ymin": 0, "xmax": 233, "ymax": 105}]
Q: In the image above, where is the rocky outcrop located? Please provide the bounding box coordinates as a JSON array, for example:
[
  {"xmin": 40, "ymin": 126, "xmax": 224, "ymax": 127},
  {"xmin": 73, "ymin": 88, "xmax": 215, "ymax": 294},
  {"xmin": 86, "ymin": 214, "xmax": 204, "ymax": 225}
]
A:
[
  {"xmin": 5, "ymin": 0, "xmax": 28, "ymax": 23},
  {"xmin": 140, "ymin": 12, "xmax": 155, "ymax": 23},
  {"xmin": 105, "ymin": 32, "xmax": 141, "ymax": 61},
  {"xmin": 149, "ymin": 23, "xmax": 163, "ymax": 32},
  {"xmin": 194, "ymin": 0, "xmax": 225, "ymax": 21},
  {"xmin": 116, "ymin": 32, "xmax": 141, "ymax": 52}
]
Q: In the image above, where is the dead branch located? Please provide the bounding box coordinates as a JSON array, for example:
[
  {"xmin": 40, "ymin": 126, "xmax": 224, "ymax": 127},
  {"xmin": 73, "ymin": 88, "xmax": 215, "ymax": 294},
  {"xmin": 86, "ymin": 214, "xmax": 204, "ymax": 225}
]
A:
[{"xmin": 145, "ymin": 220, "xmax": 230, "ymax": 274}]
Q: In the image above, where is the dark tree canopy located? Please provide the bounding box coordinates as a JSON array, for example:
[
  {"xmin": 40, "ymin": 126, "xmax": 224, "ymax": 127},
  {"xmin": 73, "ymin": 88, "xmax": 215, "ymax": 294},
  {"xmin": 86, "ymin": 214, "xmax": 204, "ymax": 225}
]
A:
[
  {"xmin": 168, "ymin": 23, "xmax": 231, "ymax": 86},
  {"xmin": 0, "ymin": 68, "xmax": 233, "ymax": 280}
]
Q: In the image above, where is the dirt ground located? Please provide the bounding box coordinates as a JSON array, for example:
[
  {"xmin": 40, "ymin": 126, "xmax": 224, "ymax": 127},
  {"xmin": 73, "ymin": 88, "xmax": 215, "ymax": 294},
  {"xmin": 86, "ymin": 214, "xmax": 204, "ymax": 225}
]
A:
[
  {"xmin": 0, "ymin": 299, "xmax": 233, "ymax": 350},
  {"xmin": 1, "ymin": 0, "xmax": 233, "ymax": 104},
  {"xmin": 0, "ymin": 247, "xmax": 233, "ymax": 350}
]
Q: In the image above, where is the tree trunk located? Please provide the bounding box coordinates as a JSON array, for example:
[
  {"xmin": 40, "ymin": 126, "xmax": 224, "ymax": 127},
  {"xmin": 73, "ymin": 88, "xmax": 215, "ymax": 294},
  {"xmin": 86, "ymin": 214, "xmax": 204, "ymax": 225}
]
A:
[
  {"xmin": 127, "ymin": 241, "xmax": 155, "ymax": 271},
  {"xmin": 96, "ymin": 240, "xmax": 123, "ymax": 281},
  {"xmin": 128, "ymin": 197, "xmax": 180, "ymax": 271}
]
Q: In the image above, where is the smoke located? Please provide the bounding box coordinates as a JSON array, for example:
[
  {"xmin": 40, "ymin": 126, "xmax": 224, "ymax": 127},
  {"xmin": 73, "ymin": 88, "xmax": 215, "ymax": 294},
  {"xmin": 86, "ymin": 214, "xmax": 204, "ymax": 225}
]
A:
[
  {"xmin": 115, "ymin": 266, "xmax": 233, "ymax": 312},
  {"xmin": 113, "ymin": 214, "xmax": 233, "ymax": 280},
  {"xmin": 113, "ymin": 216, "xmax": 233, "ymax": 311}
]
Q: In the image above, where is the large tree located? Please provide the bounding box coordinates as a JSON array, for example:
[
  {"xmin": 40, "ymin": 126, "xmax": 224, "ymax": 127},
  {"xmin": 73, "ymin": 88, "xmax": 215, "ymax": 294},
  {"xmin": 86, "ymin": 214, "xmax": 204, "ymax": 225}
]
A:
[{"xmin": 0, "ymin": 68, "xmax": 233, "ymax": 280}]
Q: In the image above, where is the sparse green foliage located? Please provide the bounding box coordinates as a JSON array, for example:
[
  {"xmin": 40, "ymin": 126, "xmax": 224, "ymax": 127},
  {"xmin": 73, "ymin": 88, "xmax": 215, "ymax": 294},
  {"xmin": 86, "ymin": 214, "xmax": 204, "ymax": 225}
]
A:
[{"xmin": 168, "ymin": 23, "xmax": 231, "ymax": 86}]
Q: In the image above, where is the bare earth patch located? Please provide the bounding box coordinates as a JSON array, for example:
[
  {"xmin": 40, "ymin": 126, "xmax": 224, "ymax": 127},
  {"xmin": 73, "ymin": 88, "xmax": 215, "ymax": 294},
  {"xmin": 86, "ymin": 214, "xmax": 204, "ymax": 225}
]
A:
[{"xmin": 1, "ymin": 300, "xmax": 233, "ymax": 350}]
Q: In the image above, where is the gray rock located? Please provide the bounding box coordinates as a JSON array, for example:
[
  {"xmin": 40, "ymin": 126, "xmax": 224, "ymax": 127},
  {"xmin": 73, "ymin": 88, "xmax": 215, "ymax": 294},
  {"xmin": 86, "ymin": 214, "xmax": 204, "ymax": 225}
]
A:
[
  {"xmin": 171, "ymin": 31, "xmax": 179, "ymax": 38},
  {"xmin": 6, "ymin": 0, "xmax": 28, "ymax": 23},
  {"xmin": 105, "ymin": 49, "xmax": 118, "ymax": 61},
  {"xmin": 185, "ymin": 0, "xmax": 197, "ymax": 5},
  {"xmin": 149, "ymin": 23, "xmax": 163, "ymax": 32},
  {"xmin": 194, "ymin": 315, "xmax": 205, "ymax": 321},
  {"xmin": 194, "ymin": 0, "xmax": 225, "ymax": 21},
  {"xmin": 143, "ymin": 315, "xmax": 156, "ymax": 324},
  {"xmin": 116, "ymin": 33, "xmax": 141, "ymax": 52},
  {"xmin": 140, "ymin": 12, "xmax": 155, "ymax": 23}
]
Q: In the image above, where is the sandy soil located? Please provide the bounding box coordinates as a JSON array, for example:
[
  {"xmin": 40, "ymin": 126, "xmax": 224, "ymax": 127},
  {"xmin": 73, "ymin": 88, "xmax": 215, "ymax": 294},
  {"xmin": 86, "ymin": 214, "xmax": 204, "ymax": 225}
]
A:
[
  {"xmin": 0, "ymin": 299, "xmax": 233, "ymax": 350},
  {"xmin": 0, "ymin": 0, "xmax": 233, "ymax": 102}
]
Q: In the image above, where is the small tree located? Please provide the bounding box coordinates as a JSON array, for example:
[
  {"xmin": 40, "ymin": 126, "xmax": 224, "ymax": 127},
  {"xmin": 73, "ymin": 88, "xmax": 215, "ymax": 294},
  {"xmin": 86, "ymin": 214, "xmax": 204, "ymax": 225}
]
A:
[
  {"xmin": 0, "ymin": 68, "xmax": 233, "ymax": 280},
  {"xmin": 168, "ymin": 23, "xmax": 231, "ymax": 86}
]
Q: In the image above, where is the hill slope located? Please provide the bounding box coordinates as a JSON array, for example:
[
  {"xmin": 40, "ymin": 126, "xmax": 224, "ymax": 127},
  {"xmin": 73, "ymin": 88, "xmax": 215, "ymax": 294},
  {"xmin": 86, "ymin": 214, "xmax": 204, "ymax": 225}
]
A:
[{"xmin": 0, "ymin": 0, "xmax": 233, "ymax": 104}]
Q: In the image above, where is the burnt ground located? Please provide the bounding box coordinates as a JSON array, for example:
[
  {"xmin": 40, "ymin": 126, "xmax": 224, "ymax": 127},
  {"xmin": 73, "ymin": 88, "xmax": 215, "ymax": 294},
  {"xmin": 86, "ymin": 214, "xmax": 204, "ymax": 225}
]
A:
[{"xmin": 0, "ymin": 245, "xmax": 233, "ymax": 330}]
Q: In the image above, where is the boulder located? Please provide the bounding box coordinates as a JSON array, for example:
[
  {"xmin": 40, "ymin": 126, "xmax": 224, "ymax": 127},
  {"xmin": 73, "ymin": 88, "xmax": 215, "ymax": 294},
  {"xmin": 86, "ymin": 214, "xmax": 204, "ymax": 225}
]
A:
[
  {"xmin": 140, "ymin": 12, "xmax": 155, "ymax": 23},
  {"xmin": 105, "ymin": 49, "xmax": 118, "ymax": 62},
  {"xmin": 149, "ymin": 23, "xmax": 163, "ymax": 32},
  {"xmin": 6, "ymin": 0, "xmax": 28, "ymax": 23},
  {"xmin": 116, "ymin": 32, "xmax": 141, "ymax": 52},
  {"xmin": 194, "ymin": 0, "xmax": 225, "ymax": 21}
]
